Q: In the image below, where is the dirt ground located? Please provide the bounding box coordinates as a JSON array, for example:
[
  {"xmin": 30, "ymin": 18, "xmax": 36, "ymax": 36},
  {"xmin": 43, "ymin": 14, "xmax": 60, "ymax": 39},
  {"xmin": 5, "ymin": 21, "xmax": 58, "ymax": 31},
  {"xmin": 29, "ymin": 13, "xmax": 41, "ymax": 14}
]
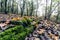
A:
[{"xmin": 0, "ymin": 14, "xmax": 21, "ymax": 21}]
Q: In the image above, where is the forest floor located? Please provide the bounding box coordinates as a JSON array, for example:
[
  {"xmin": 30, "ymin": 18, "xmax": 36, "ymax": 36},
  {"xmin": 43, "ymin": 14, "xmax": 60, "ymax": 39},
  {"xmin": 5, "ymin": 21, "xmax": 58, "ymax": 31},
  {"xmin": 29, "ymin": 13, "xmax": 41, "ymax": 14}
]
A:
[
  {"xmin": 0, "ymin": 14, "xmax": 21, "ymax": 32},
  {"xmin": 0, "ymin": 14, "xmax": 37, "ymax": 32},
  {"xmin": 25, "ymin": 20, "xmax": 60, "ymax": 40},
  {"xmin": 0, "ymin": 14, "xmax": 60, "ymax": 40},
  {"xmin": 0, "ymin": 14, "xmax": 20, "ymax": 21}
]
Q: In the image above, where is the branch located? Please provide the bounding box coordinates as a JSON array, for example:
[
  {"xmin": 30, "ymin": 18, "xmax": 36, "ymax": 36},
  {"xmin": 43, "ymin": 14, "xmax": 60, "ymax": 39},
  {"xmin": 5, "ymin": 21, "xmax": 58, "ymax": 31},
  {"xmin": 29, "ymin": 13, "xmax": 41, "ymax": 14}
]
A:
[{"xmin": 50, "ymin": 3, "xmax": 59, "ymax": 13}]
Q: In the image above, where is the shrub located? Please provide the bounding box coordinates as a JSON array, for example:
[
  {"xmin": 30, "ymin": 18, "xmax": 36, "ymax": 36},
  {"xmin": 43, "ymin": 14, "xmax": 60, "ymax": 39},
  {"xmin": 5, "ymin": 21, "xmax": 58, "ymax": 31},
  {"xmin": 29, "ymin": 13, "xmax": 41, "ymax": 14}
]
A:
[
  {"xmin": 0, "ymin": 25, "xmax": 24, "ymax": 37},
  {"xmin": 9, "ymin": 21, "xmax": 22, "ymax": 25},
  {"xmin": 24, "ymin": 17, "xmax": 33, "ymax": 24},
  {"xmin": 0, "ymin": 25, "xmax": 34, "ymax": 40},
  {"xmin": 21, "ymin": 19, "xmax": 28, "ymax": 27}
]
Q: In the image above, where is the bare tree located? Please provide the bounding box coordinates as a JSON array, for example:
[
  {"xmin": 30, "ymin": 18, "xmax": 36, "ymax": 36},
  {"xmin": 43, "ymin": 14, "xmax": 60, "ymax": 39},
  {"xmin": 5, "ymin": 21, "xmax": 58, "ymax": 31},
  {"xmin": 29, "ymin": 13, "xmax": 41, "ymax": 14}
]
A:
[
  {"xmin": 36, "ymin": 0, "xmax": 38, "ymax": 17},
  {"xmin": 44, "ymin": 0, "xmax": 48, "ymax": 20},
  {"xmin": 29, "ymin": 0, "xmax": 33, "ymax": 16},
  {"xmin": 47, "ymin": 0, "xmax": 52, "ymax": 20},
  {"xmin": 20, "ymin": 0, "xmax": 25, "ymax": 17},
  {"xmin": 5, "ymin": 0, "xmax": 8, "ymax": 14},
  {"xmin": 56, "ymin": 1, "xmax": 60, "ymax": 22}
]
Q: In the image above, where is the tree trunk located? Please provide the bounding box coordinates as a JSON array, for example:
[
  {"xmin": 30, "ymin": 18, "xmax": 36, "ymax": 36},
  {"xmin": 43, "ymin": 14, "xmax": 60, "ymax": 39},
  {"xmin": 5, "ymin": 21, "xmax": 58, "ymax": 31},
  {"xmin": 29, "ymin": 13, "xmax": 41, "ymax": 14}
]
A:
[
  {"xmin": 30, "ymin": 0, "xmax": 33, "ymax": 16},
  {"xmin": 44, "ymin": 0, "xmax": 48, "ymax": 20},
  {"xmin": 56, "ymin": 1, "xmax": 60, "ymax": 22},
  {"xmin": 21, "ymin": 0, "xmax": 25, "ymax": 17},
  {"xmin": 5, "ymin": 0, "xmax": 7, "ymax": 14}
]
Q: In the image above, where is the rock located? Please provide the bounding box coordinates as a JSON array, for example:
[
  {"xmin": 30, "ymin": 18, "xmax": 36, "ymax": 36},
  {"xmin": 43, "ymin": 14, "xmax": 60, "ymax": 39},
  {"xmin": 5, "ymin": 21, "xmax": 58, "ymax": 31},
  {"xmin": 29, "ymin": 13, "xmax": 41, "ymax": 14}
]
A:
[
  {"xmin": 25, "ymin": 37, "xmax": 29, "ymax": 40},
  {"xmin": 37, "ymin": 29, "xmax": 45, "ymax": 34},
  {"xmin": 25, "ymin": 20, "xmax": 60, "ymax": 40},
  {"xmin": 32, "ymin": 31, "xmax": 39, "ymax": 37},
  {"xmin": 34, "ymin": 37, "xmax": 40, "ymax": 40}
]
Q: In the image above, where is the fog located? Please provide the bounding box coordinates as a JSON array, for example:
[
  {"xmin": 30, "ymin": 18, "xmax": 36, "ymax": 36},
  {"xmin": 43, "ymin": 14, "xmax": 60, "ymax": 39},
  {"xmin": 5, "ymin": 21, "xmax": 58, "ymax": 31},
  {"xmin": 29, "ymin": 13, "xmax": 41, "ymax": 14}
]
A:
[{"xmin": 15, "ymin": 0, "xmax": 58, "ymax": 16}]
